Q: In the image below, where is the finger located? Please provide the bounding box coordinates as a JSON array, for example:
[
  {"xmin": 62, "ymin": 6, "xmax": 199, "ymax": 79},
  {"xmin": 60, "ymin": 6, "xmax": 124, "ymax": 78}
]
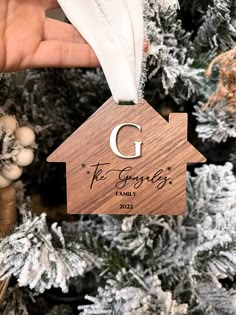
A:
[
  {"xmin": 43, "ymin": 0, "xmax": 60, "ymax": 10},
  {"xmin": 44, "ymin": 18, "xmax": 87, "ymax": 44},
  {"xmin": 30, "ymin": 40, "xmax": 100, "ymax": 68}
]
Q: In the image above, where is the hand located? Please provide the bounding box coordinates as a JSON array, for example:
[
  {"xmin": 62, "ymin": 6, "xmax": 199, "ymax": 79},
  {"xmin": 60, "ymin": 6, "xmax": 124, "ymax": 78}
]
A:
[{"xmin": 0, "ymin": 0, "xmax": 100, "ymax": 72}]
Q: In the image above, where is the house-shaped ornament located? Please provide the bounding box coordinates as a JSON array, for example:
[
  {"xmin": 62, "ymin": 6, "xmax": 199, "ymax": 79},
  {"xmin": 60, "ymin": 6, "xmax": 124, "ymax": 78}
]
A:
[{"xmin": 48, "ymin": 98, "xmax": 206, "ymax": 215}]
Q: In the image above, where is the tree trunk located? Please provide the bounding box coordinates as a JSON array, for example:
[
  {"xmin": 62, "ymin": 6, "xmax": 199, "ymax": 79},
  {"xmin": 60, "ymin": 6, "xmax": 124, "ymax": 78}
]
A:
[{"xmin": 0, "ymin": 186, "xmax": 16, "ymax": 304}]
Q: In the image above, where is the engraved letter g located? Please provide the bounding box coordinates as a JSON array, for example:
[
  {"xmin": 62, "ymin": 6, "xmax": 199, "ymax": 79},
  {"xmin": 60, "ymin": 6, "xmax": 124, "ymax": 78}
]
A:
[{"xmin": 110, "ymin": 123, "xmax": 142, "ymax": 159}]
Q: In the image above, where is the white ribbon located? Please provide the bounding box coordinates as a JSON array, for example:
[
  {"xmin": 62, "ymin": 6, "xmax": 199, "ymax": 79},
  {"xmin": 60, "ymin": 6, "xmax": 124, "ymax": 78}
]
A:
[{"xmin": 57, "ymin": 0, "xmax": 144, "ymax": 104}]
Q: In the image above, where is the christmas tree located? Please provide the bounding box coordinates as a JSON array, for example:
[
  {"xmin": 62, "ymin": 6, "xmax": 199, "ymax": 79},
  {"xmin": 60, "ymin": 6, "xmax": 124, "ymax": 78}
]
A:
[{"xmin": 1, "ymin": 0, "xmax": 236, "ymax": 314}]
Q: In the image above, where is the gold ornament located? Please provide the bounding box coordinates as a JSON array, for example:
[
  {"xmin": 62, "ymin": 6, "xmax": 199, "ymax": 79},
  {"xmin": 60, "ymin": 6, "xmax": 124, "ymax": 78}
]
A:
[
  {"xmin": 205, "ymin": 47, "xmax": 236, "ymax": 111},
  {"xmin": 15, "ymin": 148, "xmax": 34, "ymax": 167},
  {"xmin": 2, "ymin": 164, "xmax": 23, "ymax": 181},
  {"xmin": 15, "ymin": 127, "xmax": 35, "ymax": 147},
  {"xmin": 0, "ymin": 116, "xmax": 18, "ymax": 133},
  {"xmin": 0, "ymin": 174, "xmax": 11, "ymax": 189}
]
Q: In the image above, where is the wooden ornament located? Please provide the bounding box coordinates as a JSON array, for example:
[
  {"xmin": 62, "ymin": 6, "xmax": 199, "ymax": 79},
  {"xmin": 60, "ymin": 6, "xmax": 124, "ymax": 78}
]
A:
[
  {"xmin": 0, "ymin": 185, "xmax": 16, "ymax": 303},
  {"xmin": 48, "ymin": 98, "xmax": 206, "ymax": 215}
]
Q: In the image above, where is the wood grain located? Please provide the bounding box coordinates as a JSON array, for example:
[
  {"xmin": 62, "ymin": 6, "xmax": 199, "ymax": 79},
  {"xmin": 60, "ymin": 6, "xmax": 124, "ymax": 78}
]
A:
[{"xmin": 48, "ymin": 98, "xmax": 206, "ymax": 215}]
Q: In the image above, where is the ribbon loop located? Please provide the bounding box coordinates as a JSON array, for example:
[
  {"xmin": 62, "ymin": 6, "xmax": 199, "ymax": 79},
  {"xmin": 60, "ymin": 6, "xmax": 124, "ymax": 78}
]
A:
[{"xmin": 57, "ymin": 0, "xmax": 144, "ymax": 104}]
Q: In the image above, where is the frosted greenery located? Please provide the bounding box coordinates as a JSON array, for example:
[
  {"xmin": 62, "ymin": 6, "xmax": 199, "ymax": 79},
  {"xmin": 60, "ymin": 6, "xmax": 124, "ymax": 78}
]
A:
[
  {"xmin": 194, "ymin": 0, "xmax": 236, "ymax": 54},
  {"xmin": 1, "ymin": 164, "xmax": 236, "ymax": 314},
  {"xmin": 0, "ymin": 0, "xmax": 236, "ymax": 314},
  {"xmin": 194, "ymin": 103, "xmax": 236, "ymax": 142},
  {"xmin": 0, "ymin": 207, "xmax": 100, "ymax": 293},
  {"xmin": 79, "ymin": 269, "xmax": 188, "ymax": 315}
]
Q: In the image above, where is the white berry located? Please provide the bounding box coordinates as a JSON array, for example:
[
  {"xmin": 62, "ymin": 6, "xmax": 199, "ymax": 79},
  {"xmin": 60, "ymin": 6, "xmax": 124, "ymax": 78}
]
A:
[
  {"xmin": 0, "ymin": 116, "xmax": 18, "ymax": 132},
  {"xmin": 0, "ymin": 173, "xmax": 11, "ymax": 188},
  {"xmin": 2, "ymin": 164, "xmax": 23, "ymax": 181},
  {"xmin": 15, "ymin": 127, "xmax": 35, "ymax": 146},
  {"xmin": 16, "ymin": 148, "xmax": 34, "ymax": 166}
]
